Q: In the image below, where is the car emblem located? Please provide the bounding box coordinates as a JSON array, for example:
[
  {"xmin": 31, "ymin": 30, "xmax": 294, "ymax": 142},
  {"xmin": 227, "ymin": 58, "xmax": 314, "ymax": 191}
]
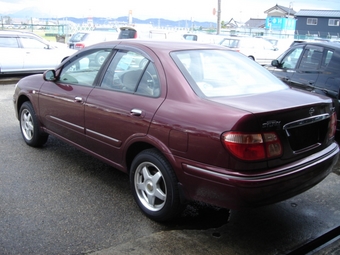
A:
[{"xmin": 309, "ymin": 107, "xmax": 315, "ymax": 116}]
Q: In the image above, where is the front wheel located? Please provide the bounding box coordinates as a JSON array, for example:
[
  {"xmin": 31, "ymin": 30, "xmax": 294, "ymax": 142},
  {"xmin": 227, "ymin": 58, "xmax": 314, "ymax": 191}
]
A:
[
  {"xmin": 19, "ymin": 102, "xmax": 48, "ymax": 147},
  {"xmin": 130, "ymin": 149, "xmax": 184, "ymax": 221}
]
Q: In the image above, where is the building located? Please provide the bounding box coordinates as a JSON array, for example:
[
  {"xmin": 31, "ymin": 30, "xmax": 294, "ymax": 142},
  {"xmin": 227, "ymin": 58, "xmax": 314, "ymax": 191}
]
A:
[
  {"xmin": 264, "ymin": 4, "xmax": 296, "ymax": 36},
  {"xmin": 294, "ymin": 10, "xmax": 340, "ymax": 39}
]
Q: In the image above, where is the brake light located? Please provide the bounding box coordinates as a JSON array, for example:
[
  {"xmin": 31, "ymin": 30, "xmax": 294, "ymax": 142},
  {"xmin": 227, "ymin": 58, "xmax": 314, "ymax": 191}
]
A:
[
  {"xmin": 222, "ymin": 132, "xmax": 282, "ymax": 161},
  {"xmin": 75, "ymin": 43, "xmax": 85, "ymax": 49},
  {"xmin": 328, "ymin": 112, "xmax": 337, "ymax": 138},
  {"xmin": 134, "ymin": 32, "xmax": 138, "ymax": 38}
]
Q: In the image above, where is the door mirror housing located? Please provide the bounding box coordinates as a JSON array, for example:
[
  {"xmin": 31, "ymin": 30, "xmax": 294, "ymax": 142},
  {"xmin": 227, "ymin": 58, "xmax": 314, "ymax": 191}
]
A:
[{"xmin": 43, "ymin": 70, "xmax": 56, "ymax": 81}]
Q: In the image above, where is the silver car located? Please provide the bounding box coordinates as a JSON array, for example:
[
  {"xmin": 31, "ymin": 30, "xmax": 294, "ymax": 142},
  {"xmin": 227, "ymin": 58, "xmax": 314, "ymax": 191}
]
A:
[
  {"xmin": 0, "ymin": 30, "xmax": 77, "ymax": 75},
  {"xmin": 218, "ymin": 36, "xmax": 280, "ymax": 66}
]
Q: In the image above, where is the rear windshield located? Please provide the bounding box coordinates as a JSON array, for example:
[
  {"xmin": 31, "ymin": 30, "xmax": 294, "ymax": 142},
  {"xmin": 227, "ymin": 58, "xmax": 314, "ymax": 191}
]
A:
[
  {"xmin": 171, "ymin": 49, "xmax": 287, "ymax": 98},
  {"xmin": 118, "ymin": 29, "xmax": 137, "ymax": 39},
  {"xmin": 69, "ymin": 33, "xmax": 87, "ymax": 42}
]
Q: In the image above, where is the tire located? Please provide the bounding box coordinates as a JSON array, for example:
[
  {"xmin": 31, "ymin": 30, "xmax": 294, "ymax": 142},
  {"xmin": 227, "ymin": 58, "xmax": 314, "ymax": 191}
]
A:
[
  {"xmin": 130, "ymin": 148, "xmax": 184, "ymax": 221},
  {"xmin": 19, "ymin": 102, "xmax": 48, "ymax": 147}
]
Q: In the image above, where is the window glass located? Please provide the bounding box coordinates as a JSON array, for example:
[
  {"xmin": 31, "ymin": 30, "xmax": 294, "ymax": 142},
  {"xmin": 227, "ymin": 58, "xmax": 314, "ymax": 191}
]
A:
[
  {"xmin": 69, "ymin": 32, "xmax": 87, "ymax": 42},
  {"xmin": 21, "ymin": 37, "xmax": 47, "ymax": 49},
  {"xmin": 298, "ymin": 48, "xmax": 323, "ymax": 70},
  {"xmin": 101, "ymin": 50, "xmax": 160, "ymax": 97},
  {"xmin": 307, "ymin": 18, "xmax": 318, "ymax": 25},
  {"xmin": 171, "ymin": 49, "xmax": 287, "ymax": 97},
  {"xmin": 0, "ymin": 37, "xmax": 19, "ymax": 48},
  {"xmin": 324, "ymin": 50, "xmax": 334, "ymax": 67},
  {"xmin": 220, "ymin": 38, "xmax": 240, "ymax": 48},
  {"xmin": 59, "ymin": 49, "xmax": 112, "ymax": 86},
  {"xmin": 281, "ymin": 48, "xmax": 303, "ymax": 69},
  {"xmin": 328, "ymin": 19, "xmax": 340, "ymax": 26}
]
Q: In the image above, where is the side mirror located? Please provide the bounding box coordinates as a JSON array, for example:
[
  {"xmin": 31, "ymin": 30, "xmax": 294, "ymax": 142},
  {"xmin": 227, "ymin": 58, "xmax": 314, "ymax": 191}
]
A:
[
  {"xmin": 43, "ymin": 70, "xmax": 56, "ymax": 81},
  {"xmin": 271, "ymin": 59, "xmax": 280, "ymax": 67}
]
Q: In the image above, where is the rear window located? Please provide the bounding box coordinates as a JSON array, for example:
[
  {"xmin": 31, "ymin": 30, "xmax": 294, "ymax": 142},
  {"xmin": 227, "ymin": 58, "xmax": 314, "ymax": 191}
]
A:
[
  {"xmin": 219, "ymin": 38, "xmax": 240, "ymax": 48},
  {"xmin": 0, "ymin": 37, "xmax": 19, "ymax": 48},
  {"xmin": 69, "ymin": 33, "xmax": 87, "ymax": 42},
  {"xmin": 118, "ymin": 29, "xmax": 137, "ymax": 39},
  {"xmin": 171, "ymin": 49, "xmax": 287, "ymax": 97}
]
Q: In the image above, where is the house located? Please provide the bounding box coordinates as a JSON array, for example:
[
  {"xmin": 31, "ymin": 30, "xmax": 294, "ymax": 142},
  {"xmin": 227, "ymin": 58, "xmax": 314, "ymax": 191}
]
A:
[
  {"xmin": 263, "ymin": 4, "xmax": 296, "ymax": 35},
  {"xmin": 294, "ymin": 10, "xmax": 340, "ymax": 39}
]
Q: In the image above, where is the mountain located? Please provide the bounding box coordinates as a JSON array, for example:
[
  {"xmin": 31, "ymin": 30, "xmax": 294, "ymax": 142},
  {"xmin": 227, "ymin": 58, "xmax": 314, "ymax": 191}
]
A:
[
  {"xmin": 65, "ymin": 17, "xmax": 216, "ymax": 29},
  {"xmin": 6, "ymin": 7, "xmax": 216, "ymax": 29}
]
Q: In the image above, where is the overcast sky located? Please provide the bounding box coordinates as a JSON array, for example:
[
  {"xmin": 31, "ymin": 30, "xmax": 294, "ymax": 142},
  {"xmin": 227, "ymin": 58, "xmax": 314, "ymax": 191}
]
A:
[{"xmin": 1, "ymin": 0, "xmax": 339, "ymax": 22}]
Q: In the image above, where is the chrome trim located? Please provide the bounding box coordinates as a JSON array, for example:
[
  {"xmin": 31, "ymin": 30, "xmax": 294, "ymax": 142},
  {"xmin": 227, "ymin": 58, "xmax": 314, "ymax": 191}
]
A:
[
  {"xmin": 50, "ymin": 116, "xmax": 83, "ymax": 132},
  {"xmin": 86, "ymin": 129, "xmax": 120, "ymax": 143},
  {"xmin": 184, "ymin": 142, "xmax": 338, "ymax": 181},
  {"xmin": 283, "ymin": 113, "xmax": 329, "ymax": 137}
]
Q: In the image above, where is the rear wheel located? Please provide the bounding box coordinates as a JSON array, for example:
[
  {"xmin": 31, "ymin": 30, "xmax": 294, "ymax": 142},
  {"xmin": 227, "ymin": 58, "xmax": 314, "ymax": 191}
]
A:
[
  {"xmin": 19, "ymin": 102, "xmax": 48, "ymax": 147},
  {"xmin": 130, "ymin": 148, "xmax": 184, "ymax": 221}
]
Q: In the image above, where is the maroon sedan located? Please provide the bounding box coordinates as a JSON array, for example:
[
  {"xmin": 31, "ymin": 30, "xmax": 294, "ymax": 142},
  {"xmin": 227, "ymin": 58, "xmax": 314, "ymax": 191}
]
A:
[{"xmin": 13, "ymin": 40, "xmax": 339, "ymax": 221}]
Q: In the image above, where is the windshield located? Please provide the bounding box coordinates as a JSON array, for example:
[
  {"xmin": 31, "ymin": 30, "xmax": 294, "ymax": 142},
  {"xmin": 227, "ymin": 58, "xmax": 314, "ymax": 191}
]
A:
[{"xmin": 171, "ymin": 49, "xmax": 287, "ymax": 97}]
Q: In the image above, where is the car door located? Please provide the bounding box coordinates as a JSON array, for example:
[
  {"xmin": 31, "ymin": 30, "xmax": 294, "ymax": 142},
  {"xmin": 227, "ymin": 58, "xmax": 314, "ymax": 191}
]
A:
[
  {"xmin": 84, "ymin": 49, "xmax": 165, "ymax": 167},
  {"xmin": 19, "ymin": 36, "xmax": 57, "ymax": 70},
  {"xmin": 39, "ymin": 48, "xmax": 112, "ymax": 146},
  {"xmin": 311, "ymin": 47, "xmax": 340, "ymax": 99},
  {"xmin": 0, "ymin": 35, "xmax": 25, "ymax": 72},
  {"xmin": 289, "ymin": 45, "xmax": 323, "ymax": 92}
]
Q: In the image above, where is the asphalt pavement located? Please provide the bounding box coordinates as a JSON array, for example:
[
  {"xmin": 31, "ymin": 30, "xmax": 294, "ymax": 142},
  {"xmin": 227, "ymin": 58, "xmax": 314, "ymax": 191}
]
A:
[{"xmin": 1, "ymin": 79, "xmax": 340, "ymax": 255}]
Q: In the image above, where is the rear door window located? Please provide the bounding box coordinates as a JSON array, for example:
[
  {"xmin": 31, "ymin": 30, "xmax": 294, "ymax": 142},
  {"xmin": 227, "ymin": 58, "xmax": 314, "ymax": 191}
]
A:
[{"xmin": 0, "ymin": 37, "xmax": 19, "ymax": 48}]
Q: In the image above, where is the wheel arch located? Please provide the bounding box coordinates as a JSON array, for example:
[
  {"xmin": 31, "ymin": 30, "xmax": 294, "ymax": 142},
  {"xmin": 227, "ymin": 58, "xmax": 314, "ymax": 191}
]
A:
[
  {"xmin": 124, "ymin": 138, "xmax": 173, "ymax": 167},
  {"xmin": 16, "ymin": 94, "xmax": 30, "ymax": 118}
]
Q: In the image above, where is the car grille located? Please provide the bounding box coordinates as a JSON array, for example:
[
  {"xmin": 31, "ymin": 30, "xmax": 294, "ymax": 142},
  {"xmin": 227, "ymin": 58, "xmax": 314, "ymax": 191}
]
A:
[{"xmin": 284, "ymin": 114, "xmax": 329, "ymax": 153}]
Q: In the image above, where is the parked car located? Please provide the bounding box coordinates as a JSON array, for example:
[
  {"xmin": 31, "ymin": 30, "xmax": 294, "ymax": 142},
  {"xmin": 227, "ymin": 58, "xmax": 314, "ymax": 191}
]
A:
[
  {"xmin": 0, "ymin": 30, "xmax": 77, "ymax": 75},
  {"xmin": 260, "ymin": 37, "xmax": 294, "ymax": 56},
  {"xmin": 218, "ymin": 36, "xmax": 280, "ymax": 65},
  {"xmin": 183, "ymin": 33, "xmax": 222, "ymax": 44},
  {"xmin": 118, "ymin": 26, "xmax": 150, "ymax": 39},
  {"xmin": 68, "ymin": 31, "xmax": 118, "ymax": 50},
  {"xmin": 267, "ymin": 41, "xmax": 340, "ymax": 130},
  {"xmin": 13, "ymin": 40, "xmax": 339, "ymax": 222}
]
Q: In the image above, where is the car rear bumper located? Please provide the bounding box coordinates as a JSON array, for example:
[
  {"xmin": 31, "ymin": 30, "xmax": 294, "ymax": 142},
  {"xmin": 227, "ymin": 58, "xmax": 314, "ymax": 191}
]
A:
[{"xmin": 179, "ymin": 142, "xmax": 339, "ymax": 209}]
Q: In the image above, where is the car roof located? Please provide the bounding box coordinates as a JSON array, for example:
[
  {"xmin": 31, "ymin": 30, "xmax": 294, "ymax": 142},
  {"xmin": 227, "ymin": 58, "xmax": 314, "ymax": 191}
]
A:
[
  {"xmin": 92, "ymin": 39, "xmax": 228, "ymax": 52},
  {"xmin": 291, "ymin": 41, "xmax": 340, "ymax": 49},
  {"xmin": 0, "ymin": 30, "xmax": 36, "ymax": 36}
]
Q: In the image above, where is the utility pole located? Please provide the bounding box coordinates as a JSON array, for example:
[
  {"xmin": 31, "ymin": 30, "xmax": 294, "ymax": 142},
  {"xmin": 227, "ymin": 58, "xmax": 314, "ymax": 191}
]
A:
[{"xmin": 217, "ymin": 0, "xmax": 221, "ymax": 34}]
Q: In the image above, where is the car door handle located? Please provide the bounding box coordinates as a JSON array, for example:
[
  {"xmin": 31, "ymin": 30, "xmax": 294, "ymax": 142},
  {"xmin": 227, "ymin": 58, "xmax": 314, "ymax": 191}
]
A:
[
  {"xmin": 130, "ymin": 109, "xmax": 142, "ymax": 116},
  {"xmin": 74, "ymin": 96, "xmax": 83, "ymax": 102}
]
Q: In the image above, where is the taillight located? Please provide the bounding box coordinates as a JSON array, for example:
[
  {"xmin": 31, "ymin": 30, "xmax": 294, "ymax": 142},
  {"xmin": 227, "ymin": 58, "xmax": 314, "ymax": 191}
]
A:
[
  {"xmin": 221, "ymin": 132, "xmax": 282, "ymax": 161},
  {"xmin": 134, "ymin": 32, "xmax": 138, "ymax": 38},
  {"xmin": 328, "ymin": 112, "xmax": 337, "ymax": 138},
  {"xmin": 75, "ymin": 43, "xmax": 85, "ymax": 49}
]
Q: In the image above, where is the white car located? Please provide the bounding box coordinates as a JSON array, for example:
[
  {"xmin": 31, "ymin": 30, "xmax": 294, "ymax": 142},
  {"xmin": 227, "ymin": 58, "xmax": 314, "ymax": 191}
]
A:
[
  {"xmin": 218, "ymin": 36, "xmax": 280, "ymax": 65},
  {"xmin": 0, "ymin": 31, "xmax": 77, "ymax": 75},
  {"xmin": 67, "ymin": 31, "xmax": 118, "ymax": 50}
]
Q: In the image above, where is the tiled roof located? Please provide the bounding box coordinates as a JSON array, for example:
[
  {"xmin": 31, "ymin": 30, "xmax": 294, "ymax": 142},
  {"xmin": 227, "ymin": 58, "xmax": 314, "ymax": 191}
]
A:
[
  {"xmin": 245, "ymin": 18, "xmax": 266, "ymax": 28},
  {"xmin": 264, "ymin": 4, "xmax": 296, "ymax": 15},
  {"xmin": 295, "ymin": 9, "xmax": 340, "ymax": 18}
]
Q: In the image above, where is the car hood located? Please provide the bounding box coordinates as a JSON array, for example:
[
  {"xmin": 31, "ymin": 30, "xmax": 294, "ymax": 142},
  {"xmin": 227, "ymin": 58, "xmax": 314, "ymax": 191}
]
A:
[{"xmin": 209, "ymin": 88, "xmax": 331, "ymax": 114}]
